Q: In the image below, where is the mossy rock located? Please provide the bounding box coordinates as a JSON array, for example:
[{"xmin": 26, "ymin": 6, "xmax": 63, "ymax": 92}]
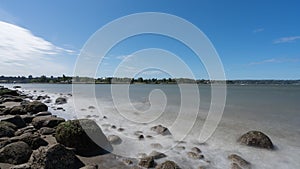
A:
[{"xmin": 55, "ymin": 119, "xmax": 112, "ymax": 156}]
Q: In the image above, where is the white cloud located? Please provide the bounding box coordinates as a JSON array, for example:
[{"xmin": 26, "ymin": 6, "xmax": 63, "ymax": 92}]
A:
[
  {"xmin": 0, "ymin": 21, "xmax": 75, "ymax": 76},
  {"xmin": 253, "ymin": 28, "xmax": 264, "ymax": 33},
  {"xmin": 273, "ymin": 36, "xmax": 300, "ymax": 44},
  {"xmin": 249, "ymin": 58, "xmax": 300, "ymax": 65}
]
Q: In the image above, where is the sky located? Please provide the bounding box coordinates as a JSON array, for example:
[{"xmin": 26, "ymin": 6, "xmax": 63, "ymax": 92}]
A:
[{"xmin": 0, "ymin": 0, "xmax": 299, "ymax": 79}]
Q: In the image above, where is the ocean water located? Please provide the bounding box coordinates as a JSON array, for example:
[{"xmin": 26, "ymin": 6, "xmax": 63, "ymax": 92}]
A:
[{"xmin": 3, "ymin": 83, "xmax": 300, "ymax": 169}]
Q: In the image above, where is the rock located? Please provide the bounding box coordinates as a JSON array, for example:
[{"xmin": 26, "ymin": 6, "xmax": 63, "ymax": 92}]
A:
[
  {"xmin": 150, "ymin": 143, "xmax": 163, "ymax": 149},
  {"xmin": 228, "ymin": 154, "xmax": 251, "ymax": 169},
  {"xmin": 32, "ymin": 116, "xmax": 65, "ymax": 129},
  {"xmin": 107, "ymin": 135, "xmax": 122, "ymax": 145},
  {"xmin": 29, "ymin": 143, "xmax": 84, "ymax": 169},
  {"xmin": 231, "ymin": 163, "xmax": 242, "ymax": 169},
  {"xmin": 39, "ymin": 127, "xmax": 55, "ymax": 135},
  {"xmin": 10, "ymin": 106, "xmax": 26, "ymax": 115},
  {"xmin": 44, "ymin": 99, "xmax": 52, "ymax": 103},
  {"xmin": 137, "ymin": 153, "xmax": 147, "ymax": 158},
  {"xmin": 138, "ymin": 135, "xmax": 144, "ymax": 140},
  {"xmin": 156, "ymin": 160, "xmax": 180, "ymax": 169},
  {"xmin": 191, "ymin": 147, "xmax": 202, "ymax": 153},
  {"xmin": 36, "ymin": 95, "xmax": 46, "ymax": 100},
  {"xmin": 0, "ymin": 88, "xmax": 19, "ymax": 96},
  {"xmin": 55, "ymin": 97, "xmax": 67, "ymax": 104},
  {"xmin": 80, "ymin": 164, "xmax": 98, "ymax": 169},
  {"xmin": 35, "ymin": 111, "xmax": 52, "ymax": 117},
  {"xmin": 174, "ymin": 145, "xmax": 185, "ymax": 151},
  {"xmin": 151, "ymin": 125, "xmax": 171, "ymax": 136},
  {"xmin": 138, "ymin": 156, "xmax": 155, "ymax": 168},
  {"xmin": 1, "ymin": 115, "xmax": 26, "ymax": 128},
  {"xmin": 14, "ymin": 126, "xmax": 36, "ymax": 136},
  {"xmin": 187, "ymin": 152, "xmax": 204, "ymax": 160},
  {"xmin": 0, "ymin": 141, "xmax": 32, "ymax": 164},
  {"xmin": 118, "ymin": 128, "xmax": 125, "ymax": 132},
  {"xmin": 55, "ymin": 119, "xmax": 112, "ymax": 156},
  {"xmin": 0, "ymin": 125, "xmax": 15, "ymax": 137},
  {"xmin": 146, "ymin": 135, "xmax": 153, "ymax": 139},
  {"xmin": 11, "ymin": 133, "xmax": 48, "ymax": 150},
  {"xmin": 149, "ymin": 151, "xmax": 167, "ymax": 159},
  {"xmin": 24, "ymin": 101, "xmax": 48, "ymax": 114},
  {"xmin": 122, "ymin": 158, "xmax": 133, "ymax": 165},
  {"xmin": 238, "ymin": 131, "xmax": 274, "ymax": 149},
  {"xmin": 88, "ymin": 106, "xmax": 95, "ymax": 109},
  {"xmin": 0, "ymin": 121, "xmax": 18, "ymax": 130},
  {"xmin": 21, "ymin": 115, "xmax": 34, "ymax": 123},
  {"xmin": 9, "ymin": 163, "xmax": 31, "ymax": 169},
  {"xmin": 13, "ymin": 86, "xmax": 22, "ymax": 89},
  {"xmin": 111, "ymin": 125, "xmax": 117, "ymax": 129}
]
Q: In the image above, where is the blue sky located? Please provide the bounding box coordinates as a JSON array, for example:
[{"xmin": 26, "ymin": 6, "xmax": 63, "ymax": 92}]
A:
[{"xmin": 0, "ymin": 0, "xmax": 299, "ymax": 79}]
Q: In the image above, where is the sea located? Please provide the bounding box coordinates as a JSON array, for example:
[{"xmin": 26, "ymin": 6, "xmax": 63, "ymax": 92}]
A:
[{"xmin": 2, "ymin": 83, "xmax": 300, "ymax": 169}]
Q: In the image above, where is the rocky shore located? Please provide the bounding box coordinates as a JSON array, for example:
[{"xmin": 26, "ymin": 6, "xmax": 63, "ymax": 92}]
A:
[{"xmin": 0, "ymin": 86, "xmax": 275, "ymax": 169}]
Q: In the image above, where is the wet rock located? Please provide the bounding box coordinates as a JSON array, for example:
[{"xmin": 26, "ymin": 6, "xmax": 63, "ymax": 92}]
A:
[
  {"xmin": 138, "ymin": 135, "xmax": 144, "ymax": 140},
  {"xmin": 0, "ymin": 141, "xmax": 32, "ymax": 165},
  {"xmin": 29, "ymin": 143, "xmax": 84, "ymax": 169},
  {"xmin": 117, "ymin": 128, "xmax": 125, "ymax": 132},
  {"xmin": 32, "ymin": 116, "xmax": 65, "ymax": 129},
  {"xmin": 0, "ymin": 121, "xmax": 18, "ymax": 130},
  {"xmin": 21, "ymin": 115, "xmax": 34, "ymax": 123},
  {"xmin": 239, "ymin": 131, "xmax": 274, "ymax": 149},
  {"xmin": 1, "ymin": 115, "xmax": 26, "ymax": 128},
  {"xmin": 150, "ymin": 143, "xmax": 163, "ymax": 149},
  {"xmin": 228, "ymin": 154, "xmax": 250, "ymax": 169},
  {"xmin": 39, "ymin": 127, "xmax": 55, "ymax": 135},
  {"xmin": 107, "ymin": 135, "xmax": 122, "ymax": 145},
  {"xmin": 14, "ymin": 126, "xmax": 36, "ymax": 136},
  {"xmin": 13, "ymin": 86, "xmax": 22, "ymax": 89},
  {"xmin": 24, "ymin": 101, "xmax": 48, "ymax": 114},
  {"xmin": 156, "ymin": 160, "xmax": 180, "ymax": 169},
  {"xmin": 35, "ymin": 111, "xmax": 52, "ymax": 117},
  {"xmin": 138, "ymin": 156, "xmax": 155, "ymax": 168},
  {"xmin": 55, "ymin": 119, "xmax": 112, "ymax": 156},
  {"xmin": 55, "ymin": 97, "xmax": 67, "ymax": 105},
  {"xmin": 187, "ymin": 152, "xmax": 204, "ymax": 160},
  {"xmin": 111, "ymin": 125, "xmax": 117, "ymax": 129},
  {"xmin": 122, "ymin": 158, "xmax": 133, "ymax": 165},
  {"xmin": 0, "ymin": 88, "xmax": 19, "ymax": 96},
  {"xmin": 174, "ymin": 145, "xmax": 185, "ymax": 151},
  {"xmin": 149, "ymin": 151, "xmax": 167, "ymax": 159},
  {"xmin": 137, "ymin": 153, "xmax": 147, "ymax": 158},
  {"xmin": 151, "ymin": 125, "xmax": 171, "ymax": 136},
  {"xmin": 88, "ymin": 106, "xmax": 96, "ymax": 109},
  {"xmin": 191, "ymin": 147, "xmax": 202, "ymax": 153},
  {"xmin": 44, "ymin": 99, "xmax": 52, "ymax": 103}
]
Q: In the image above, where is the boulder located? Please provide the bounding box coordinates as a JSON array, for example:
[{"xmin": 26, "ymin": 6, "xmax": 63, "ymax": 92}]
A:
[
  {"xmin": 0, "ymin": 121, "xmax": 18, "ymax": 130},
  {"xmin": 11, "ymin": 133, "xmax": 48, "ymax": 150},
  {"xmin": 0, "ymin": 88, "xmax": 19, "ymax": 96},
  {"xmin": 138, "ymin": 156, "xmax": 155, "ymax": 168},
  {"xmin": 10, "ymin": 106, "xmax": 26, "ymax": 115},
  {"xmin": 9, "ymin": 163, "xmax": 31, "ymax": 169},
  {"xmin": 55, "ymin": 97, "xmax": 67, "ymax": 105},
  {"xmin": 32, "ymin": 116, "xmax": 65, "ymax": 129},
  {"xmin": 39, "ymin": 127, "xmax": 55, "ymax": 135},
  {"xmin": 21, "ymin": 115, "xmax": 35, "ymax": 123},
  {"xmin": 107, "ymin": 135, "xmax": 122, "ymax": 145},
  {"xmin": 0, "ymin": 125, "xmax": 15, "ymax": 137},
  {"xmin": 156, "ymin": 161, "xmax": 180, "ymax": 169},
  {"xmin": 0, "ymin": 141, "xmax": 32, "ymax": 164},
  {"xmin": 35, "ymin": 111, "xmax": 52, "ymax": 117},
  {"xmin": 55, "ymin": 119, "xmax": 112, "ymax": 156},
  {"xmin": 29, "ymin": 143, "xmax": 84, "ymax": 169},
  {"xmin": 14, "ymin": 126, "xmax": 36, "ymax": 136},
  {"xmin": 238, "ymin": 131, "xmax": 274, "ymax": 149},
  {"xmin": 24, "ymin": 101, "xmax": 48, "ymax": 114},
  {"xmin": 151, "ymin": 125, "xmax": 171, "ymax": 136},
  {"xmin": 1, "ymin": 115, "xmax": 26, "ymax": 128}
]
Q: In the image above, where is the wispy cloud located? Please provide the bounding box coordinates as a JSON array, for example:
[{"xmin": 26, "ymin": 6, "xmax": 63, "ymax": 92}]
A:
[
  {"xmin": 249, "ymin": 58, "xmax": 300, "ymax": 65},
  {"xmin": 273, "ymin": 36, "xmax": 300, "ymax": 44},
  {"xmin": 0, "ymin": 21, "xmax": 75, "ymax": 76},
  {"xmin": 253, "ymin": 28, "xmax": 264, "ymax": 33}
]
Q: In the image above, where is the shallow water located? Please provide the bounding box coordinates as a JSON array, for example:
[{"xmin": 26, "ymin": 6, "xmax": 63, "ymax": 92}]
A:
[{"xmin": 3, "ymin": 83, "xmax": 300, "ymax": 169}]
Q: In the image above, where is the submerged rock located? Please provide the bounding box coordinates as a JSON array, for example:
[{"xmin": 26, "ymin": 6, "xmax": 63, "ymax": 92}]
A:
[
  {"xmin": 228, "ymin": 154, "xmax": 251, "ymax": 169},
  {"xmin": 0, "ymin": 141, "xmax": 32, "ymax": 165},
  {"xmin": 29, "ymin": 143, "xmax": 84, "ymax": 169},
  {"xmin": 151, "ymin": 125, "xmax": 171, "ymax": 136},
  {"xmin": 156, "ymin": 160, "xmax": 180, "ymax": 169},
  {"xmin": 239, "ymin": 131, "xmax": 274, "ymax": 149},
  {"xmin": 138, "ymin": 156, "xmax": 155, "ymax": 168},
  {"xmin": 55, "ymin": 97, "xmax": 67, "ymax": 105},
  {"xmin": 55, "ymin": 119, "xmax": 112, "ymax": 156}
]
